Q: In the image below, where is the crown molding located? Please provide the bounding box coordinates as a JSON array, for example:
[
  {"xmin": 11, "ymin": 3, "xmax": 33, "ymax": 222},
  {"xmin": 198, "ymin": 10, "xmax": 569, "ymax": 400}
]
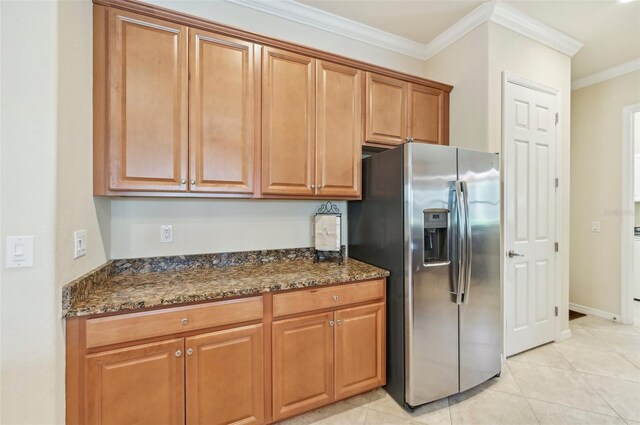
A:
[
  {"xmin": 572, "ymin": 58, "xmax": 640, "ymax": 91},
  {"xmin": 226, "ymin": 0, "xmax": 426, "ymax": 59},
  {"xmin": 227, "ymin": 0, "xmax": 583, "ymax": 62}
]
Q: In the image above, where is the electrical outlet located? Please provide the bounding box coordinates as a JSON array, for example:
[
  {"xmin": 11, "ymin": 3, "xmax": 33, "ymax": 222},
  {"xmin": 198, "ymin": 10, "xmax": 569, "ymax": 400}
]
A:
[
  {"xmin": 160, "ymin": 225, "xmax": 173, "ymax": 243},
  {"xmin": 74, "ymin": 230, "xmax": 87, "ymax": 259},
  {"xmin": 591, "ymin": 221, "xmax": 601, "ymax": 233}
]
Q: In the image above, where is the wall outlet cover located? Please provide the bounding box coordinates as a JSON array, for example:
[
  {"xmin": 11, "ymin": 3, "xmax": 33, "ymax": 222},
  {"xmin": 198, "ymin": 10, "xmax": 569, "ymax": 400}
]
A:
[
  {"xmin": 591, "ymin": 221, "xmax": 601, "ymax": 233},
  {"xmin": 5, "ymin": 236, "xmax": 34, "ymax": 268},
  {"xmin": 74, "ymin": 230, "xmax": 87, "ymax": 259},
  {"xmin": 160, "ymin": 225, "xmax": 173, "ymax": 243}
]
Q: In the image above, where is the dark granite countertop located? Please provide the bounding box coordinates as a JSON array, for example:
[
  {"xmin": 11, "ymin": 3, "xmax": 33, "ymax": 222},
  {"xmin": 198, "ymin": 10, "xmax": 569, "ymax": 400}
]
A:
[{"xmin": 62, "ymin": 249, "xmax": 388, "ymax": 318}]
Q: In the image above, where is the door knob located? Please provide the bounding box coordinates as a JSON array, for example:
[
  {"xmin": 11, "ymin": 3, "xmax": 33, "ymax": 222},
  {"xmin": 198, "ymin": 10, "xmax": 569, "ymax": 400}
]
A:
[{"xmin": 507, "ymin": 250, "xmax": 524, "ymax": 258}]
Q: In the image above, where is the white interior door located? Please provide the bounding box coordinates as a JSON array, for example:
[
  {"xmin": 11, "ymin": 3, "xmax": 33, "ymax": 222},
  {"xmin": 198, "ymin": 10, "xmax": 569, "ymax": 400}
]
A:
[{"xmin": 504, "ymin": 79, "xmax": 558, "ymax": 357}]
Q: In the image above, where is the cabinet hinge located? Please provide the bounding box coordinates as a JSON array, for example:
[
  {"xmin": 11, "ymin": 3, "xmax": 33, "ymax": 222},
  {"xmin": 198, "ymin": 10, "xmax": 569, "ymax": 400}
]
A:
[
  {"xmin": 555, "ymin": 178, "xmax": 559, "ymax": 189},
  {"xmin": 554, "ymin": 242, "xmax": 559, "ymax": 252},
  {"xmin": 555, "ymin": 306, "xmax": 559, "ymax": 317},
  {"xmin": 555, "ymin": 113, "xmax": 559, "ymax": 126}
]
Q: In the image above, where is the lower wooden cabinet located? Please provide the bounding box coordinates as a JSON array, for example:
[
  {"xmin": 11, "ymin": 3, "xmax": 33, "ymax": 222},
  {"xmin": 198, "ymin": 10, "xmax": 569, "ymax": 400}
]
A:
[
  {"xmin": 272, "ymin": 302, "xmax": 385, "ymax": 422},
  {"xmin": 85, "ymin": 338, "xmax": 186, "ymax": 425},
  {"xmin": 186, "ymin": 324, "xmax": 264, "ymax": 425}
]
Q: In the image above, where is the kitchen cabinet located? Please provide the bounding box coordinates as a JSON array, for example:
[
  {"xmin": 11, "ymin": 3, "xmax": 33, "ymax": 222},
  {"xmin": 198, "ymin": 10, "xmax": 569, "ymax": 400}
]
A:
[
  {"xmin": 100, "ymin": 8, "xmax": 189, "ymax": 192},
  {"xmin": 261, "ymin": 47, "xmax": 316, "ymax": 196},
  {"xmin": 186, "ymin": 324, "xmax": 264, "ymax": 425},
  {"xmin": 85, "ymin": 338, "xmax": 186, "ymax": 425},
  {"xmin": 365, "ymin": 73, "xmax": 450, "ymax": 147},
  {"xmin": 189, "ymin": 29, "xmax": 260, "ymax": 195},
  {"xmin": 271, "ymin": 280, "xmax": 386, "ymax": 421}
]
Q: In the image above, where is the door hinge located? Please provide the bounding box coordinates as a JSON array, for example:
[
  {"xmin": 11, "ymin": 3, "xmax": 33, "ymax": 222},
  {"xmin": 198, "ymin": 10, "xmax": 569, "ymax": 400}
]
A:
[
  {"xmin": 555, "ymin": 178, "xmax": 559, "ymax": 189},
  {"xmin": 555, "ymin": 113, "xmax": 559, "ymax": 126},
  {"xmin": 554, "ymin": 242, "xmax": 559, "ymax": 252},
  {"xmin": 555, "ymin": 306, "xmax": 559, "ymax": 317}
]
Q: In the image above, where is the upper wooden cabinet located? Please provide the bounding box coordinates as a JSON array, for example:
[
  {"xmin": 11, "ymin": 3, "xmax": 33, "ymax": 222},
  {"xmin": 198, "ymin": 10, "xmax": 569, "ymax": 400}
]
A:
[
  {"xmin": 316, "ymin": 61, "xmax": 362, "ymax": 198},
  {"xmin": 102, "ymin": 9, "xmax": 188, "ymax": 192},
  {"xmin": 261, "ymin": 47, "xmax": 316, "ymax": 196},
  {"xmin": 365, "ymin": 73, "xmax": 408, "ymax": 146},
  {"xmin": 189, "ymin": 29, "xmax": 260, "ymax": 195},
  {"xmin": 365, "ymin": 72, "xmax": 450, "ymax": 147}
]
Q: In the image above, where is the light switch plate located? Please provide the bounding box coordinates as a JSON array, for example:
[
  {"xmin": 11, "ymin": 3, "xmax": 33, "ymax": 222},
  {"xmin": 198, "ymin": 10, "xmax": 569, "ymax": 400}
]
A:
[
  {"xmin": 74, "ymin": 230, "xmax": 87, "ymax": 259},
  {"xmin": 591, "ymin": 221, "xmax": 601, "ymax": 233},
  {"xmin": 5, "ymin": 236, "xmax": 34, "ymax": 268}
]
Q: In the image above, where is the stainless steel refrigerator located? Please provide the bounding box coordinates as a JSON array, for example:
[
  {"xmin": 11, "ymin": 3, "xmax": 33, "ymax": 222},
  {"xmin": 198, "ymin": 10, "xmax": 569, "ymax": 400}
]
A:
[{"xmin": 348, "ymin": 142, "xmax": 501, "ymax": 409}]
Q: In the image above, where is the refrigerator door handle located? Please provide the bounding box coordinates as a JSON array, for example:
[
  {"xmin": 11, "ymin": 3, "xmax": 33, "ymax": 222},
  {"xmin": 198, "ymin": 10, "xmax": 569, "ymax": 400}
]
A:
[
  {"xmin": 461, "ymin": 181, "xmax": 473, "ymax": 304},
  {"xmin": 455, "ymin": 180, "xmax": 466, "ymax": 305}
]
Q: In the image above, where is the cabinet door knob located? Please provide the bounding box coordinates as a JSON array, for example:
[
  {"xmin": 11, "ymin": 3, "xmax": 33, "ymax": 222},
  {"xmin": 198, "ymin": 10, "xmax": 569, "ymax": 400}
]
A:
[
  {"xmin": 333, "ymin": 295, "xmax": 339, "ymax": 302},
  {"xmin": 336, "ymin": 319, "xmax": 343, "ymax": 326},
  {"xmin": 329, "ymin": 320, "xmax": 335, "ymax": 327},
  {"xmin": 180, "ymin": 178, "xmax": 186, "ymax": 185},
  {"xmin": 181, "ymin": 318, "xmax": 189, "ymax": 325},
  {"xmin": 175, "ymin": 350, "xmax": 182, "ymax": 357},
  {"xmin": 190, "ymin": 179, "xmax": 196, "ymax": 185},
  {"xmin": 186, "ymin": 348, "xmax": 194, "ymax": 356},
  {"xmin": 311, "ymin": 184, "xmax": 316, "ymax": 189}
]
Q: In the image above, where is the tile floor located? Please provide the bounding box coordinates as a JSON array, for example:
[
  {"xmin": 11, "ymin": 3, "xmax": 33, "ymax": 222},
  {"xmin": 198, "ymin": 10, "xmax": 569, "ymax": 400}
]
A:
[{"xmin": 280, "ymin": 303, "xmax": 640, "ymax": 425}]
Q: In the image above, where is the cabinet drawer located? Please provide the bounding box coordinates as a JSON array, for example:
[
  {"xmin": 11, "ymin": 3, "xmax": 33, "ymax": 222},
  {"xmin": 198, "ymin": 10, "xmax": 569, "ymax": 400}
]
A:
[
  {"xmin": 86, "ymin": 297, "xmax": 263, "ymax": 349},
  {"xmin": 273, "ymin": 279, "xmax": 384, "ymax": 318}
]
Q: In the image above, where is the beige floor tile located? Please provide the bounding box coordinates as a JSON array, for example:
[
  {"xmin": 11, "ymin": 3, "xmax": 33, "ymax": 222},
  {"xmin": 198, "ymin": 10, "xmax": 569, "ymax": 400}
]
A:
[
  {"xmin": 367, "ymin": 391, "xmax": 450, "ymax": 425},
  {"xmin": 364, "ymin": 409, "xmax": 423, "ymax": 425},
  {"xmin": 581, "ymin": 373, "xmax": 640, "ymax": 422},
  {"xmin": 573, "ymin": 316, "xmax": 640, "ymax": 336},
  {"xmin": 507, "ymin": 360, "xmax": 615, "ymax": 415},
  {"xmin": 625, "ymin": 420, "xmax": 640, "ymax": 425},
  {"xmin": 557, "ymin": 326, "xmax": 613, "ymax": 351},
  {"xmin": 527, "ymin": 398, "xmax": 625, "ymax": 424},
  {"xmin": 554, "ymin": 343, "xmax": 640, "ymax": 382},
  {"xmin": 449, "ymin": 388, "xmax": 538, "ymax": 425},
  {"xmin": 475, "ymin": 362, "xmax": 522, "ymax": 395},
  {"xmin": 343, "ymin": 390, "xmax": 380, "ymax": 408},
  {"xmin": 622, "ymin": 352, "xmax": 640, "ymax": 369},
  {"xmin": 279, "ymin": 402, "xmax": 368, "ymax": 425},
  {"xmin": 588, "ymin": 330, "xmax": 640, "ymax": 354},
  {"xmin": 508, "ymin": 343, "xmax": 573, "ymax": 370}
]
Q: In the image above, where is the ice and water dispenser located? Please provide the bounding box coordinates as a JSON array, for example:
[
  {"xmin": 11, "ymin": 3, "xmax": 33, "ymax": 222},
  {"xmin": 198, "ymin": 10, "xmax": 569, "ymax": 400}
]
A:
[{"xmin": 423, "ymin": 209, "xmax": 449, "ymax": 264}]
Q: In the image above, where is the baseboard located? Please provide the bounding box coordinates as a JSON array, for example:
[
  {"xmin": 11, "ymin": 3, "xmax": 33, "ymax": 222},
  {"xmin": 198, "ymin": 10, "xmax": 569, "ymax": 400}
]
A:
[
  {"xmin": 569, "ymin": 302, "xmax": 620, "ymax": 321},
  {"xmin": 556, "ymin": 328, "xmax": 572, "ymax": 342}
]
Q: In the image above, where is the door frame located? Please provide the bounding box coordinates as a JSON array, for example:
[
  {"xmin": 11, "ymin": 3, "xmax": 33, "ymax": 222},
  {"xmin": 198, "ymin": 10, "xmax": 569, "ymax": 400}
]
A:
[
  {"xmin": 501, "ymin": 71, "xmax": 565, "ymax": 357},
  {"xmin": 621, "ymin": 103, "xmax": 640, "ymax": 325}
]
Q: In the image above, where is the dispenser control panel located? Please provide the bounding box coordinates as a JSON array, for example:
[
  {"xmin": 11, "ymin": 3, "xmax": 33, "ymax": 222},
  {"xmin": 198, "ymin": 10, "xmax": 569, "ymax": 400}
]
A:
[{"xmin": 423, "ymin": 208, "xmax": 450, "ymax": 264}]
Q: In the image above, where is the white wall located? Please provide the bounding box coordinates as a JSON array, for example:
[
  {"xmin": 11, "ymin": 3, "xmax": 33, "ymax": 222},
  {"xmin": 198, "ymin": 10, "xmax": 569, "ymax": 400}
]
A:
[
  {"xmin": 0, "ymin": 2, "xmax": 63, "ymax": 423},
  {"xmin": 111, "ymin": 199, "xmax": 347, "ymax": 259},
  {"xmin": 571, "ymin": 70, "xmax": 640, "ymax": 315}
]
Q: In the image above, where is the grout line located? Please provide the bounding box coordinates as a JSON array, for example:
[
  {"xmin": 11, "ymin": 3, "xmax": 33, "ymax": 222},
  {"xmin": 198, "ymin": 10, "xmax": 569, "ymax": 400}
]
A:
[{"xmin": 575, "ymin": 371, "xmax": 626, "ymax": 421}]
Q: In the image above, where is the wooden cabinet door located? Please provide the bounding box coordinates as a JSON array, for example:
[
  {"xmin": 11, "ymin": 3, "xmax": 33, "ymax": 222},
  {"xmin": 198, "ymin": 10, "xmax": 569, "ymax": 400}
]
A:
[
  {"xmin": 185, "ymin": 324, "xmax": 264, "ymax": 425},
  {"xmin": 108, "ymin": 10, "xmax": 188, "ymax": 191},
  {"xmin": 272, "ymin": 312, "xmax": 334, "ymax": 421},
  {"xmin": 334, "ymin": 303, "xmax": 385, "ymax": 400},
  {"xmin": 262, "ymin": 47, "xmax": 315, "ymax": 196},
  {"xmin": 85, "ymin": 338, "xmax": 185, "ymax": 425},
  {"xmin": 316, "ymin": 61, "xmax": 362, "ymax": 198},
  {"xmin": 365, "ymin": 72, "xmax": 407, "ymax": 146},
  {"xmin": 189, "ymin": 29, "xmax": 260, "ymax": 194},
  {"xmin": 408, "ymin": 83, "xmax": 447, "ymax": 145}
]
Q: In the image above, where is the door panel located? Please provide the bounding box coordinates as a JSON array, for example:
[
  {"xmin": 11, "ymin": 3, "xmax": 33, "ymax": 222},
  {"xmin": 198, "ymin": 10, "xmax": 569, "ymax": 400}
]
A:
[
  {"xmin": 272, "ymin": 312, "xmax": 334, "ymax": 421},
  {"xmin": 505, "ymin": 82, "xmax": 557, "ymax": 356},
  {"xmin": 334, "ymin": 303, "xmax": 385, "ymax": 400},
  {"xmin": 85, "ymin": 338, "xmax": 185, "ymax": 425},
  {"xmin": 408, "ymin": 84, "xmax": 445, "ymax": 145},
  {"xmin": 189, "ymin": 29, "xmax": 259, "ymax": 194},
  {"xmin": 262, "ymin": 47, "xmax": 315, "ymax": 196},
  {"xmin": 457, "ymin": 149, "xmax": 502, "ymax": 392},
  {"xmin": 185, "ymin": 324, "xmax": 264, "ymax": 425},
  {"xmin": 365, "ymin": 73, "xmax": 407, "ymax": 146},
  {"xmin": 316, "ymin": 61, "xmax": 362, "ymax": 198},
  {"xmin": 405, "ymin": 143, "xmax": 458, "ymax": 406},
  {"xmin": 108, "ymin": 10, "xmax": 188, "ymax": 191}
]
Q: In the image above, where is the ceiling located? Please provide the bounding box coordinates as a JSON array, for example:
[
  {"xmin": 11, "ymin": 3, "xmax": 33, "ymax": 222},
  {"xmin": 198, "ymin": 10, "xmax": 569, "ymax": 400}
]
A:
[{"xmin": 297, "ymin": 0, "xmax": 640, "ymax": 80}]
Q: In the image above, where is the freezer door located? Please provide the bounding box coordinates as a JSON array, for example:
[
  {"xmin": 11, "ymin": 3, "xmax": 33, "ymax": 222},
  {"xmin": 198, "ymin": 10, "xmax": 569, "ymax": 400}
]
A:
[
  {"xmin": 404, "ymin": 143, "xmax": 459, "ymax": 406},
  {"xmin": 457, "ymin": 148, "xmax": 502, "ymax": 392}
]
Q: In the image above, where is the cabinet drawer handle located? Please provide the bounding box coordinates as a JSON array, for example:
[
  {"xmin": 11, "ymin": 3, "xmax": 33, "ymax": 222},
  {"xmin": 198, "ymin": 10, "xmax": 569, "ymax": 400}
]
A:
[
  {"xmin": 329, "ymin": 320, "xmax": 335, "ymax": 327},
  {"xmin": 181, "ymin": 318, "xmax": 189, "ymax": 325},
  {"xmin": 186, "ymin": 348, "xmax": 194, "ymax": 356},
  {"xmin": 175, "ymin": 350, "xmax": 182, "ymax": 357},
  {"xmin": 333, "ymin": 295, "xmax": 339, "ymax": 302},
  {"xmin": 336, "ymin": 319, "xmax": 343, "ymax": 326}
]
